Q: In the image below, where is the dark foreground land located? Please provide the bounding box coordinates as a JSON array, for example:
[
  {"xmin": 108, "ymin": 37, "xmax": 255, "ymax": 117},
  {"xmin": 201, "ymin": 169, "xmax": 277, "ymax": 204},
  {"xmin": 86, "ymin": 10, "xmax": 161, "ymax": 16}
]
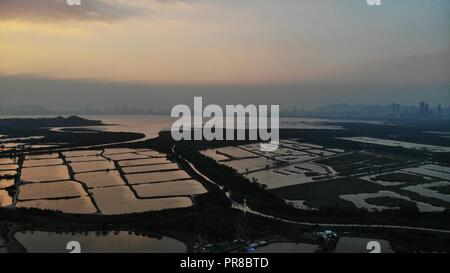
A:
[{"xmin": 1, "ymin": 117, "xmax": 450, "ymax": 253}]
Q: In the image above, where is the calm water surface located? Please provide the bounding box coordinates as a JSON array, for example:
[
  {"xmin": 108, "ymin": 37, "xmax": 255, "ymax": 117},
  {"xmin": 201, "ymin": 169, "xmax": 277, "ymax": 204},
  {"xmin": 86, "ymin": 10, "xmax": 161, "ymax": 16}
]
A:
[{"xmin": 15, "ymin": 231, "xmax": 187, "ymax": 253}]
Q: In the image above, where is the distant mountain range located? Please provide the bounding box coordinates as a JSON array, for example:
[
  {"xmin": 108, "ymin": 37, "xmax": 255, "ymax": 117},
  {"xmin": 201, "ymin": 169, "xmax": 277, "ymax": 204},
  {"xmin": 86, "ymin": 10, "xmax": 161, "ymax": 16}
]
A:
[{"xmin": 0, "ymin": 116, "xmax": 103, "ymax": 128}]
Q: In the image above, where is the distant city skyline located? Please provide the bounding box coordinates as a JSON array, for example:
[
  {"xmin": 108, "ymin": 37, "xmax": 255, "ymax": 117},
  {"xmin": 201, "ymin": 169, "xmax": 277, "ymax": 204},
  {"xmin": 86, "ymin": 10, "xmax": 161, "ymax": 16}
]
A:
[{"xmin": 2, "ymin": 101, "xmax": 449, "ymax": 121}]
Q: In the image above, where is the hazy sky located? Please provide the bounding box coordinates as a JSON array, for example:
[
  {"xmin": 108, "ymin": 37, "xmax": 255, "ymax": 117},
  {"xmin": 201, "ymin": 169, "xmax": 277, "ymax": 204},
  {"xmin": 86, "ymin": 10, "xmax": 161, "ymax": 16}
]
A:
[{"xmin": 0, "ymin": 0, "xmax": 449, "ymax": 110}]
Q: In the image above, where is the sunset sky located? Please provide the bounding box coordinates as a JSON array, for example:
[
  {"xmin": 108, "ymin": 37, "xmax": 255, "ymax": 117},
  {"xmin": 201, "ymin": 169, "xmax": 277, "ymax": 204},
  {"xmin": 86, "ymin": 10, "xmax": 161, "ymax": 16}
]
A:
[{"xmin": 0, "ymin": 0, "xmax": 449, "ymax": 109}]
